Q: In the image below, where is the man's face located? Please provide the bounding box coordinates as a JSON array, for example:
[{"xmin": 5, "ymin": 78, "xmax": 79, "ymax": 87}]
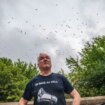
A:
[{"xmin": 38, "ymin": 53, "xmax": 52, "ymax": 70}]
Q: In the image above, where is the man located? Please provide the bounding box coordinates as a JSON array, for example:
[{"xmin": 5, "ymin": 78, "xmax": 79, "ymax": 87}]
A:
[{"xmin": 19, "ymin": 52, "xmax": 81, "ymax": 105}]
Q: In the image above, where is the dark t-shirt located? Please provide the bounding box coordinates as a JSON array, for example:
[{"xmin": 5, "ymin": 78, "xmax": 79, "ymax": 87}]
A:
[{"xmin": 22, "ymin": 73, "xmax": 74, "ymax": 105}]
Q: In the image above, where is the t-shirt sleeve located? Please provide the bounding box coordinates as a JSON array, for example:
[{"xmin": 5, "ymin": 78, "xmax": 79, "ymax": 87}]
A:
[
  {"xmin": 61, "ymin": 75, "xmax": 74, "ymax": 94},
  {"xmin": 22, "ymin": 81, "xmax": 33, "ymax": 101}
]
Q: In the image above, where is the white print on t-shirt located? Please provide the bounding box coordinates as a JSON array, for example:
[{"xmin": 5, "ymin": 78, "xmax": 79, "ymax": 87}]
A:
[
  {"xmin": 37, "ymin": 88, "xmax": 58, "ymax": 104},
  {"xmin": 35, "ymin": 80, "xmax": 58, "ymax": 87}
]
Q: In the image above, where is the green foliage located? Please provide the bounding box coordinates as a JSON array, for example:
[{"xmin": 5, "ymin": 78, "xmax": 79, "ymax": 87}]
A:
[
  {"xmin": 0, "ymin": 58, "xmax": 38, "ymax": 102},
  {"xmin": 66, "ymin": 35, "xmax": 105, "ymax": 97}
]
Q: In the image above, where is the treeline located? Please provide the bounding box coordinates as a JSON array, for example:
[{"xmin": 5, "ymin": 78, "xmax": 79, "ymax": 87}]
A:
[
  {"xmin": 66, "ymin": 35, "xmax": 105, "ymax": 97},
  {"xmin": 0, "ymin": 35, "xmax": 105, "ymax": 102},
  {"xmin": 0, "ymin": 58, "xmax": 38, "ymax": 101}
]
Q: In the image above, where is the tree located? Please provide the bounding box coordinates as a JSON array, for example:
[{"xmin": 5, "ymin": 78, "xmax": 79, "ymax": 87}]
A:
[
  {"xmin": 66, "ymin": 35, "xmax": 105, "ymax": 96},
  {"xmin": 0, "ymin": 58, "xmax": 38, "ymax": 102}
]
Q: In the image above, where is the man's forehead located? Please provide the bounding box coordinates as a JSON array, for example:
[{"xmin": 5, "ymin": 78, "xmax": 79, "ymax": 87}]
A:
[{"xmin": 38, "ymin": 53, "xmax": 50, "ymax": 58}]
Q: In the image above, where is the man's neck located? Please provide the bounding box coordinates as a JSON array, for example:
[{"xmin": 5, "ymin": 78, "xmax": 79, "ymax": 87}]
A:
[{"xmin": 39, "ymin": 70, "xmax": 52, "ymax": 76}]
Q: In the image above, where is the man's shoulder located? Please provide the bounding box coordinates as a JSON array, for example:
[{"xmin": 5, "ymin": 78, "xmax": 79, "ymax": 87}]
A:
[
  {"xmin": 29, "ymin": 75, "xmax": 40, "ymax": 83},
  {"xmin": 52, "ymin": 73, "xmax": 65, "ymax": 78}
]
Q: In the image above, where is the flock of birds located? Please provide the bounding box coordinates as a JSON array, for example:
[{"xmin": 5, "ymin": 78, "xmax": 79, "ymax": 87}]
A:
[{"xmin": 5, "ymin": 4, "xmax": 101, "ymax": 57}]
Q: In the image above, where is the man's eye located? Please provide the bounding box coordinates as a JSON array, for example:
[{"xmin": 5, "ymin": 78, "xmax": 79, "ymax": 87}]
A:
[
  {"xmin": 41, "ymin": 58, "xmax": 44, "ymax": 60},
  {"xmin": 46, "ymin": 56, "xmax": 50, "ymax": 59},
  {"xmin": 39, "ymin": 57, "xmax": 44, "ymax": 60},
  {"xmin": 39, "ymin": 56, "xmax": 50, "ymax": 60}
]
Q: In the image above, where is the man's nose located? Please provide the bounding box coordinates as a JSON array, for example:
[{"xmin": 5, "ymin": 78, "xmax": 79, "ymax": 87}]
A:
[{"xmin": 44, "ymin": 58, "xmax": 47, "ymax": 61}]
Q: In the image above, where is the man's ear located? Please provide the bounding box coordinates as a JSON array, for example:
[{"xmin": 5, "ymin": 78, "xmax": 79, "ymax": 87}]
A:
[
  {"xmin": 37, "ymin": 63, "xmax": 39, "ymax": 67},
  {"xmin": 36, "ymin": 63, "xmax": 39, "ymax": 69}
]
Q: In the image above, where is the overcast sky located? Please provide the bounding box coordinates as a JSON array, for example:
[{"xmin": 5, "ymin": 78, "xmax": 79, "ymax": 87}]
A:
[{"xmin": 0, "ymin": 0, "xmax": 105, "ymax": 73}]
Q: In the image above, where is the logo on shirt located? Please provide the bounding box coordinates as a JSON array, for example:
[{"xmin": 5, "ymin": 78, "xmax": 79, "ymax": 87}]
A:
[
  {"xmin": 37, "ymin": 88, "xmax": 58, "ymax": 104},
  {"xmin": 35, "ymin": 80, "xmax": 58, "ymax": 87}
]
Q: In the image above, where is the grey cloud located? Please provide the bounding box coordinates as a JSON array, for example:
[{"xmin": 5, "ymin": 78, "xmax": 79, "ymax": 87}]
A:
[
  {"xmin": 0, "ymin": 26, "xmax": 74, "ymax": 72},
  {"xmin": 78, "ymin": 0, "xmax": 96, "ymax": 28},
  {"xmin": 78, "ymin": 0, "xmax": 105, "ymax": 40}
]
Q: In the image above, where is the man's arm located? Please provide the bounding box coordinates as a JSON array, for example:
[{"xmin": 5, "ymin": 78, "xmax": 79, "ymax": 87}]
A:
[
  {"xmin": 70, "ymin": 89, "xmax": 81, "ymax": 105},
  {"xmin": 19, "ymin": 97, "xmax": 28, "ymax": 105}
]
